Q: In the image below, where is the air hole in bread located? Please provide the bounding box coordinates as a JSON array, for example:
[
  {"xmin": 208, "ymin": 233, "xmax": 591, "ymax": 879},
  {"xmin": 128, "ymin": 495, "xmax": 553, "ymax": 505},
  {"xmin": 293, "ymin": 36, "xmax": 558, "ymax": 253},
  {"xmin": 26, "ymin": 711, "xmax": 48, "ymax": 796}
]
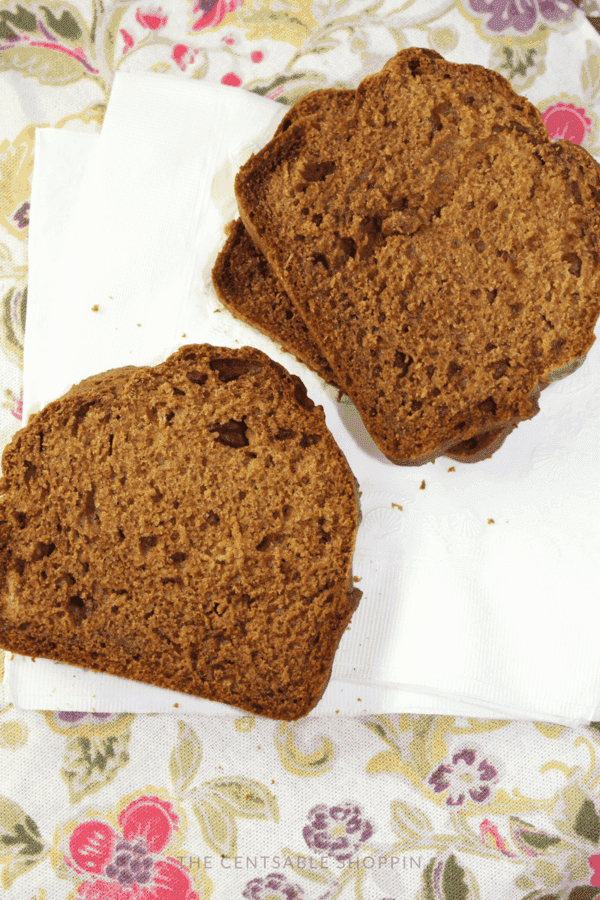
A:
[
  {"xmin": 186, "ymin": 370, "xmax": 208, "ymax": 386},
  {"xmin": 68, "ymin": 595, "xmax": 86, "ymax": 623},
  {"xmin": 284, "ymin": 309, "xmax": 294, "ymax": 320},
  {"xmin": 340, "ymin": 237, "xmax": 357, "ymax": 259},
  {"xmin": 300, "ymin": 432, "xmax": 322, "ymax": 449},
  {"xmin": 570, "ymin": 181, "xmax": 583, "ymax": 205},
  {"xmin": 447, "ymin": 361, "xmax": 463, "ymax": 378},
  {"xmin": 275, "ymin": 428, "xmax": 295, "ymax": 441},
  {"xmin": 210, "ymin": 358, "xmax": 262, "ymax": 382},
  {"xmin": 31, "ymin": 541, "xmax": 55, "ymax": 562},
  {"xmin": 312, "ymin": 253, "xmax": 329, "ymax": 271},
  {"xmin": 206, "ymin": 511, "xmax": 220, "ymax": 525},
  {"xmin": 479, "ymin": 397, "xmax": 498, "ymax": 416},
  {"xmin": 393, "ymin": 351, "xmax": 412, "ymax": 377},
  {"xmin": 301, "ymin": 160, "xmax": 336, "ymax": 182},
  {"xmin": 139, "ymin": 535, "xmax": 157, "ymax": 555},
  {"xmin": 23, "ymin": 461, "xmax": 37, "ymax": 486},
  {"xmin": 563, "ymin": 252, "xmax": 582, "ymax": 278},
  {"xmin": 173, "ymin": 387, "xmax": 186, "ymax": 396},
  {"xmin": 210, "ymin": 418, "xmax": 249, "ymax": 448},
  {"xmin": 171, "ymin": 552, "xmax": 186, "ymax": 565},
  {"xmin": 313, "ymin": 213, "xmax": 323, "ymax": 226},
  {"xmin": 291, "ymin": 377, "xmax": 314, "ymax": 411},
  {"xmin": 72, "ymin": 402, "xmax": 95, "ymax": 435},
  {"xmin": 492, "ymin": 359, "xmax": 510, "ymax": 380},
  {"xmin": 15, "ymin": 511, "xmax": 27, "ymax": 529}
]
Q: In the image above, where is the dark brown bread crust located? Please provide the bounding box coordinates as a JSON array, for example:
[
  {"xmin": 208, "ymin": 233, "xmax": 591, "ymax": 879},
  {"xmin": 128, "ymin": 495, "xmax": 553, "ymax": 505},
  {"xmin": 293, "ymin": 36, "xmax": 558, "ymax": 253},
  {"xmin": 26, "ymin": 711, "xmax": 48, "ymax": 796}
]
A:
[
  {"xmin": 0, "ymin": 345, "xmax": 361, "ymax": 720},
  {"xmin": 213, "ymin": 90, "xmax": 355, "ymax": 388},
  {"xmin": 235, "ymin": 48, "xmax": 600, "ymax": 464},
  {"xmin": 213, "ymin": 218, "xmax": 340, "ymax": 386}
]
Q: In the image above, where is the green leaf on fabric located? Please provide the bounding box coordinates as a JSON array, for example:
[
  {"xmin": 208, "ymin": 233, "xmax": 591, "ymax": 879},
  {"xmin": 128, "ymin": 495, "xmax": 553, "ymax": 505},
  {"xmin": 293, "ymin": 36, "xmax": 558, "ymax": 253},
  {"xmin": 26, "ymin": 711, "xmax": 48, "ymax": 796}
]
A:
[
  {"xmin": 170, "ymin": 721, "xmax": 202, "ymax": 795},
  {"xmin": 420, "ymin": 857, "xmax": 437, "ymax": 900},
  {"xmin": 202, "ymin": 777, "xmax": 279, "ymax": 821},
  {"xmin": 391, "ymin": 800, "xmax": 433, "ymax": 840},
  {"xmin": 192, "ymin": 798, "xmax": 237, "ymax": 858},
  {"xmin": 442, "ymin": 854, "xmax": 469, "ymax": 900},
  {"xmin": 0, "ymin": 45, "xmax": 88, "ymax": 85},
  {"xmin": 567, "ymin": 887, "xmax": 600, "ymax": 900},
  {"xmin": 40, "ymin": 5, "xmax": 82, "ymax": 39},
  {"xmin": 0, "ymin": 796, "xmax": 48, "ymax": 889},
  {"xmin": 418, "ymin": 854, "xmax": 474, "ymax": 900},
  {"xmin": 520, "ymin": 831, "xmax": 562, "ymax": 852},
  {"xmin": 0, "ymin": 5, "xmax": 37, "ymax": 38},
  {"xmin": 582, "ymin": 48, "xmax": 600, "ymax": 100},
  {"xmin": 62, "ymin": 731, "xmax": 131, "ymax": 803},
  {"xmin": 574, "ymin": 798, "xmax": 600, "ymax": 845}
]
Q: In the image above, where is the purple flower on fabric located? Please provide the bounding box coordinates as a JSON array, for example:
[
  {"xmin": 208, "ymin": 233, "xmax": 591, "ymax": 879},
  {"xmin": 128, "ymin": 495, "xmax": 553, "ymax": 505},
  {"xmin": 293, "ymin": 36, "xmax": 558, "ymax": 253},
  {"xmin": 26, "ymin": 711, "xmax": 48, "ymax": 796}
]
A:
[
  {"xmin": 428, "ymin": 748, "xmax": 499, "ymax": 807},
  {"xmin": 465, "ymin": 0, "xmax": 574, "ymax": 35},
  {"xmin": 57, "ymin": 711, "xmax": 113, "ymax": 724},
  {"xmin": 303, "ymin": 802, "xmax": 374, "ymax": 861},
  {"xmin": 13, "ymin": 202, "xmax": 29, "ymax": 229},
  {"xmin": 242, "ymin": 872, "xmax": 302, "ymax": 900}
]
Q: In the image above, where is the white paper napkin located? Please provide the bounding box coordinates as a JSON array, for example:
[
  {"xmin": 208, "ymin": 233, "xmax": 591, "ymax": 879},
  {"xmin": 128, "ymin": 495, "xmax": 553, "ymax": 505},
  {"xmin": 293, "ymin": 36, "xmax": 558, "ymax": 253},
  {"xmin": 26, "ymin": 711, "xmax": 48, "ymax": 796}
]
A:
[{"xmin": 9, "ymin": 72, "xmax": 600, "ymax": 724}]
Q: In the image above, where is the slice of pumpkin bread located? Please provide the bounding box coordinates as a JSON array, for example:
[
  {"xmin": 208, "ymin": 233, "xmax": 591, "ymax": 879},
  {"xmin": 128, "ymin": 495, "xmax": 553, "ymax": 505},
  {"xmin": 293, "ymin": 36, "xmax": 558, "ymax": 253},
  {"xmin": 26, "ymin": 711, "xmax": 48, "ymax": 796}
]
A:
[
  {"xmin": 235, "ymin": 48, "xmax": 600, "ymax": 465},
  {"xmin": 215, "ymin": 87, "xmax": 515, "ymax": 462},
  {"xmin": 0, "ymin": 345, "xmax": 361, "ymax": 720},
  {"xmin": 213, "ymin": 218, "xmax": 340, "ymax": 387},
  {"xmin": 213, "ymin": 90, "xmax": 355, "ymax": 389}
]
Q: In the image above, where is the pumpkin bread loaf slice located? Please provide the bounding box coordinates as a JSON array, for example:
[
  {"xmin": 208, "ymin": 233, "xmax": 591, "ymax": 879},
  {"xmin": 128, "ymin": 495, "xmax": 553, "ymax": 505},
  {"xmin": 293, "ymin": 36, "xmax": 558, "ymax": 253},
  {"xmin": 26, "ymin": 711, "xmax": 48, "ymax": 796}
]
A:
[
  {"xmin": 0, "ymin": 345, "xmax": 361, "ymax": 720},
  {"xmin": 235, "ymin": 48, "xmax": 600, "ymax": 465},
  {"xmin": 215, "ymin": 88, "xmax": 514, "ymax": 462},
  {"xmin": 213, "ymin": 89, "xmax": 355, "ymax": 388}
]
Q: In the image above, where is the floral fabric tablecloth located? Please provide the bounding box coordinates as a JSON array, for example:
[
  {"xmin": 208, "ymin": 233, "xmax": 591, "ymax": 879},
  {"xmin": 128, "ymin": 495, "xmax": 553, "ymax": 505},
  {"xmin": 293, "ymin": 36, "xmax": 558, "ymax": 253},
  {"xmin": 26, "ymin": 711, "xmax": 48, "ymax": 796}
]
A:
[{"xmin": 2, "ymin": 0, "xmax": 600, "ymax": 897}]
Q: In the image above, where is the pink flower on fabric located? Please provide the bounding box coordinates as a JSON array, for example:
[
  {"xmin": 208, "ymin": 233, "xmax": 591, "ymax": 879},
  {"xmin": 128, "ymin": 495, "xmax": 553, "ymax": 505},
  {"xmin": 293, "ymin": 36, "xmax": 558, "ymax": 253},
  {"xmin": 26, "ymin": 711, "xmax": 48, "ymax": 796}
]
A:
[
  {"xmin": 221, "ymin": 72, "xmax": 242, "ymax": 87},
  {"xmin": 120, "ymin": 29, "xmax": 134, "ymax": 53},
  {"xmin": 480, "ymin": 819, "xmax": 516, "ymax": 857},
  {"xmin": 541, "ymin": 102, "xmax": 593, "ymax": 145},
  {"xmin": 135, "ymin": 7, "xmax": 168, "ymax": 30},
  {"xmin": 65, "ymin": 795, "xmax": 198, "ymax": 898},
  {"xmin": 589, "ymin": 854, "xmax": 600, "ymax": 888},
  {"xmin": 10, "ymin": 389, "xmax": 22, "ymax": 421},
  {"xmin": 172, "ymin": 44, "xmax": 197, "ymax": 71},
  {"xmin": 251, "ymin": 50, "xmax": 263, "ymax": 63},
  {"xmin": 192, "ymin": 0, "xmax": 243, "ymax": 32}
]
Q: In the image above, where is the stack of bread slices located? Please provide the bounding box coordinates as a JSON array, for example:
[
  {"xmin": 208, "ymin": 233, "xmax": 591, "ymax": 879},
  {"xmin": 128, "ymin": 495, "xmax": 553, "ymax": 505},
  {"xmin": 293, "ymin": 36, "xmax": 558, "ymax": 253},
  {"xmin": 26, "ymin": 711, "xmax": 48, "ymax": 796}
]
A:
[{"xmin": 213, "ymin": 48, "xmax": 600, "ymax": 465}]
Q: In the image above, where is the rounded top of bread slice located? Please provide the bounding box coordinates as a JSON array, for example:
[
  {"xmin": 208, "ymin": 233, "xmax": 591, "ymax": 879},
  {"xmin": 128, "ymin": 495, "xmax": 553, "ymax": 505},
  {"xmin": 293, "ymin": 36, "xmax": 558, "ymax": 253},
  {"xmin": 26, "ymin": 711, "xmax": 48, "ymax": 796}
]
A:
[
  {"xmin": 236, "ymin": 48, "xmax": 600, "ymax": 463},
  {"xmin": 0, "ymin": 345, "xmax": 361, "ymax": 720}
]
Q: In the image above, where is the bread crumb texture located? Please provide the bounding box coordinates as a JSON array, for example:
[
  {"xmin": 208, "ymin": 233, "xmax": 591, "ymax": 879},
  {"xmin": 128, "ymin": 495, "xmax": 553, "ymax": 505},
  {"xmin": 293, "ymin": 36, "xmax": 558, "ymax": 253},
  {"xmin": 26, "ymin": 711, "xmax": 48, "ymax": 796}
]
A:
[
  {"xmin": 235, "ymin": 48, "xmax": 600, "ymax": 465},
  {"xmin": 0, "ymin": 345, "xmax": 361, "ymax": 721}
]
